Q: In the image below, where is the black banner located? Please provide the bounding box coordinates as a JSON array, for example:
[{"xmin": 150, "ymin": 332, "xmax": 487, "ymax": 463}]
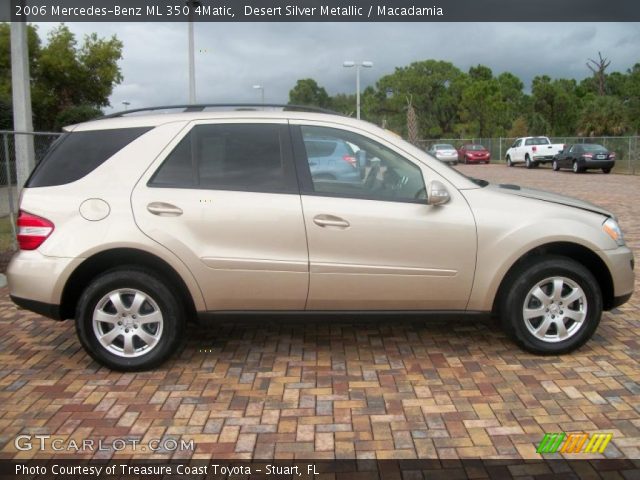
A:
[
  {"xmin": 1, "ymin": 459, "xmax": 640, "ymax": 479},
  {"xmin": 4, "ymin": 0, "xmax": 640, "ymax": 22}
]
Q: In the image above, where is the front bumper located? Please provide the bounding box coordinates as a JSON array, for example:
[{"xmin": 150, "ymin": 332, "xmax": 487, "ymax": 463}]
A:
[
  {"xmin": 602, "ymin": 246, "xmax": 635, "ymax": 310},
  {"xmin": 436, "ymin": 154, "xmax": 458, "ymax": 163}
]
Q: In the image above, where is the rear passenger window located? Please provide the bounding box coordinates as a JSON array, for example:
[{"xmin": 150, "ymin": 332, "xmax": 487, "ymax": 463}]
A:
[
  {"xmin": 149, "ymin": 124, "xmax": 296, "ymax": 193},
  {"xmin": 26, "ymin": 127, "xmax": 152, "ymax": 188}
]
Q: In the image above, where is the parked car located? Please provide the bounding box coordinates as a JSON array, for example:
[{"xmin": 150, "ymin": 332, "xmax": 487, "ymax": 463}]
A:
[
  {"xmin": 7, "ymin": 105, "xmax": 634, "ymax": 370},
  {"xmin": 552, "ymin": 144, "xmax": 616, "ymax": 174},
  {"xmin": 427, "ymin": 143, "xmax": 458, "ymax": 165},
  {"xmin": 304, "ymin": 136, "xmax": 362, "ymax": 182},
  {"xmin": 458, "ymin": 144, "xmax": 491, "ymax": 164},
  {"xmin": 506, "ymin": 136, "xmax": 565, "ymax": 168}
]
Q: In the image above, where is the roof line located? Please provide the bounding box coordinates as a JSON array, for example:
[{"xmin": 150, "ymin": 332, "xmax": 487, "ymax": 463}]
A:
[{"xmin": 101, "ymin": 103, "xmax": 343, "ymax": 119}]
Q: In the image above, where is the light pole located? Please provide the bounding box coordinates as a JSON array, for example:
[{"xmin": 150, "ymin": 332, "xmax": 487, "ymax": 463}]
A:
[
  {"xmin": 343, "ymin": 60, "xmax": 373, "ymax": 120},
  {"xmin": 122, "ymin": 101, "xmax": 130, "ymax": 110},
  {"xmin": 186, "ymin": 0, "xmax": 200, "ymax": 104},
  {"xmin": 253, "ymin": 85, "xmax": 265, "ymax": 104}
]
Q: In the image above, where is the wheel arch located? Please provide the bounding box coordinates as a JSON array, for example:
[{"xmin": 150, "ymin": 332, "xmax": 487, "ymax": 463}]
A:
[
  {"xmin": 492, "ymin": 241, "xmax": 615, "ymax": 314},
  {"xmin": 60, "ymin": 248, "xmax": 199, "ymax": 321}
]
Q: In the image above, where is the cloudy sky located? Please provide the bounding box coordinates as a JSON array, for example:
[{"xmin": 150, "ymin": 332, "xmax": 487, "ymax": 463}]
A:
[{"xmin": 36, "ymin": 22, "xmax": 640, "ymax": 112}]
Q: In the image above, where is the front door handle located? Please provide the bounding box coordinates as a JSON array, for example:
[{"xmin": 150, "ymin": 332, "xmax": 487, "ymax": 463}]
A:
[
  {"xmin": 313, "ymin": 214, "xmax": 350, "ymax": 228},
  {"xmin": 147, "ymin": 202, "xmax": 183, "ymax": 216}
]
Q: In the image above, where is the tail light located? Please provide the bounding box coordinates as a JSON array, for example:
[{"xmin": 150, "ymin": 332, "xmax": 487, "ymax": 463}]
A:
[
  {"xmin": 532, "ymin": 146, "xmax": 537, "ymax": 152},
  {"xmin": 610, "ymin": 152, "xmax": 616, "ymax": 159},
  {"xmin": 582, "ymin": 153, "xmax": 593, "ymax": 158},
  {"xmin": 17, "ymin": 210, "xmax": 54, "ymax": 250},
  {"xmin": 342, "ymin": 155, "xmax": 357, "ymax": 168}
]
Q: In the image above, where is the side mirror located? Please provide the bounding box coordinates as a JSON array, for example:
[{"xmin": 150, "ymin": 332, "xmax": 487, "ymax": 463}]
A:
[{"xmin": 426, "ymin": 180, "xmax": 450, "ymax": 206}]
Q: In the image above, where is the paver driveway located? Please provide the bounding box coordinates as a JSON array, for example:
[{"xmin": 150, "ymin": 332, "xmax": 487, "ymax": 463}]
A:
[{"xmin": 0, "ymin": 165, "xmax": 638, "ymax": 461}]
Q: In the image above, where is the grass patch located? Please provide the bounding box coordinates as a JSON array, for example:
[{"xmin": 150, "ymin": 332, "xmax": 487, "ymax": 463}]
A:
[{"xmin": 0, "ymin": 216, "xmax": 16, "ymax": 252}]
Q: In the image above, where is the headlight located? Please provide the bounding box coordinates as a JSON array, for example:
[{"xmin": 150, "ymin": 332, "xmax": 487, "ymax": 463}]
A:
[{"xmin": 602, "ymin": 218, "xmax": 625, "ymax": 246}]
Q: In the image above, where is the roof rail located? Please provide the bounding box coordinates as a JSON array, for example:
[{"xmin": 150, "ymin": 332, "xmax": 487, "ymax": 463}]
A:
[{"xmin": 101, "ymin": 103, "xmax": 342, "ymax": 119}]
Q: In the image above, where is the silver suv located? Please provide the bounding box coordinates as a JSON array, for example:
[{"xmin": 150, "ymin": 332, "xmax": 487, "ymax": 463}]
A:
[{"xmin": 7, "ymin": 105, "xmax": 634, "ymax": 370}]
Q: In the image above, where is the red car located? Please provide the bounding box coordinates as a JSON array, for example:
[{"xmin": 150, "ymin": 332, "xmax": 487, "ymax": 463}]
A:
[{"xmin": 458, "ymin": 144, "xmax": 491, "ymax": 164}]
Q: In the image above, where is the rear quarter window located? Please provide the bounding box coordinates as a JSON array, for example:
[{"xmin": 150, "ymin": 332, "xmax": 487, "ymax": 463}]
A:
[{"xmin": 26, "ymin": 127, "xmax": 152, "ymax": 188}]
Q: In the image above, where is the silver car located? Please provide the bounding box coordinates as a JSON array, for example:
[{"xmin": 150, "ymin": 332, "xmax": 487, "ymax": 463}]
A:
[
  {"xmin": 428, "ymin": 143, "xmax": 458, "ymax": 165},
  {"xmin": 7, "ymin": 105, "xmax": 634, "ymax": 370}
]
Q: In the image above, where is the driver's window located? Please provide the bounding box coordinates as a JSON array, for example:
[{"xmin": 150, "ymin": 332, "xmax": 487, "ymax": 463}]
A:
[
  {"xmin": 569, "ymin": 145, "xmax": 578, "ymax": 153},
  {"xmin": 300, "ymin": 126, "xmax": 426, "ymax": 202}
]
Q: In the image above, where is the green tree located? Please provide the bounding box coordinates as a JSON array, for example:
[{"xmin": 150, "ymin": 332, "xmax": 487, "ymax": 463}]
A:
[
  {"xmin": 508, "ymin": 116, "xmax": 528, "ymax": 137},
  {"xmin": 288, "ymin": 78, "xmax": 331, "ymax": 108},
  {"xmin": 0, "ymin": 23, "xmax": 123, "ymax": 131},
  {"xmin": 54, "ymin": 104, "xmax": 102, "ymax": 130},
  {"xmin": 531, "ymin": 76, "xmax": 579, "ymax": 135},
  {"xmin": 577, "ymin": 95, "xmax": 629, "ymax": 136},
  {"xmin": 374, "ymin": 60, "xmax": 464, "ymax": 138}
]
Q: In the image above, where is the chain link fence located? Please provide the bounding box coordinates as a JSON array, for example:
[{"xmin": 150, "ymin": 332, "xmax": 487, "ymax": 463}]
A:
[
  {"xmin": 418, "ymin": 136, "xmax": 640, "ymax": 175},
  {"xmin": 0, "ymin": 131, "xmax": 62, "ymax": 253}
]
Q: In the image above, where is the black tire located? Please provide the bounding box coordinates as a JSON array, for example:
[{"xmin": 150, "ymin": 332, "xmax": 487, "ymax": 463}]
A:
[
  {"xmin": 602, "ymin": 168, "xmax": 611, "ymax": 174},
  {"xmin": 552, "ymin": 160, "xmax": 560, "ymax": 171},
  {"xmin": 75, "ymin": 268, "xmax": 186, "ymax": 371},
  {"xmin": 506, "ymin": 156, "xmax": 513, "ymax": 167},
  {"xmin": 572, "ymin": 161, "xmax": 581, "ymax": 174},
  {"xmin": 525, "ymin": 155, "xmax": 533, "ymax": 169},
  {"xmin": 499, "ymin": 256, "xmax": 602, "ymax": 355}
]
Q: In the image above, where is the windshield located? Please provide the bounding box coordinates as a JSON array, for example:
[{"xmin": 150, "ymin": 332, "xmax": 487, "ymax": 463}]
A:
[
  {"xmin": 467, "ymin": 145, "xmax": 486, "ymax": 151},
  {"xmin": 525, "ymin": 137, "xmax": 551, "ymax": 146},
  {"xmin": 582, "ymin": 144, "xmax": 607, "ymax": 152},
  {"xmin": 435, "ymin": 144, "xmax": 455, "ymax": 150}
]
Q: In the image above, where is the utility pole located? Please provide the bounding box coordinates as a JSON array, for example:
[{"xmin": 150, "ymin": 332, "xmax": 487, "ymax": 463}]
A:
[{"xmin": 10, "ymin": 20, "xmax": 35, "ymax": 190}]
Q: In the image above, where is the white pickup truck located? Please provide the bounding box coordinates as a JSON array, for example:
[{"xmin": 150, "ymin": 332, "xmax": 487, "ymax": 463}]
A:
[{"xmin": 505, "ymin": 136, "xmax": 565, "ymax": 169}]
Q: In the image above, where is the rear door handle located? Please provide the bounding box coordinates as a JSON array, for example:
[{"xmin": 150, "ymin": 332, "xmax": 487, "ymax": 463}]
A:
[
  {"xmin": 147, "ymin": 202, "xmax": 183, "ymax": 216},
  {"xmin": 313, "ymin": 214, "xmax": 350, "ymax": 228}
]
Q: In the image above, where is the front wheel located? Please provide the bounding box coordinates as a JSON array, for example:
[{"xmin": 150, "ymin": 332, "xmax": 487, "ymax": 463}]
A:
[
  {"xmin": 75, "ymin": 268, "xmax": 186, "ymax": 371},
  {"xmin": 500, "ymin": 256, "xmax": 602, "ymax": 354},
  {"xmin": 552, "ymin": 160, "xmax": 560, "ymax": 171},
  {"xmin": 506, "ymin": 156, "xmax": 513, "ymax": 167}
]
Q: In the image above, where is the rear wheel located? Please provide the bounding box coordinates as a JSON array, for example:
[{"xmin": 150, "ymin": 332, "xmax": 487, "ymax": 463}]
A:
[
  {"xmin": 525, "ymin": 155, "xmax": 533, "ymax": 169},
  {"xmin": 602, "ymin": 168, "xmax": 611, "ymax": 174},
  {"xmin": 552, "ymin": 160, "xmax": 560, "ymax": 171},
  {"xmin": 500, "ymin": 256, "xmax": 601, "ymax": 354},
  {"xmin": 75, "ymin": 268, "xmax": 186, "ymax": 371},
  {"xmin": 572, "ymin": 161, "xmax": 581, "ymax": 173}
]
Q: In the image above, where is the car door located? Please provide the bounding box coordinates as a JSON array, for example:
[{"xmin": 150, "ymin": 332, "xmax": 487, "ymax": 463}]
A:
[
  {"xmin": 511, "ymin": 139, "xmax": 523, "ymax": 162},
  {"xmin": 563, "ymin": 145, "xmax": 578, "ymax": 167},
  {"xmin": 290, "ymin": 122, "xmax": 477, "ymax": 311},
  {"xmin": 131, "ymin": 120, "xmax": 309, "ymax": 311}
]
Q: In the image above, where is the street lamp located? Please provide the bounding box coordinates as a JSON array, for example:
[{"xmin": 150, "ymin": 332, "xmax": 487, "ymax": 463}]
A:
[
  {"xmin": 343, "ymin": 60, "xmax": 373, "ymax": 120},
  {"xmin": 122, "ymin": 101, "xmax": 130, "ymax": 110},
  {"xmin": 186, "ymin": 0, "xmax": 201, "ymax": 103},
  {"xmin": 253, "ymin": 85, "xmax": 265, "ymax": 104}
]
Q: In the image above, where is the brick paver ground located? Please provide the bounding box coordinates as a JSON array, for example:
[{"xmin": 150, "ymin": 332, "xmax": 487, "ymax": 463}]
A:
[{"xmin": 0, "ymin": 165, "xmax": 638, "ymax": 461}]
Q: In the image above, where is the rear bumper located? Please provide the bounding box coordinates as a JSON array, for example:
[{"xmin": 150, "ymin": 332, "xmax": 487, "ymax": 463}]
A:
[
  {"xmin": 532, "ymin": 155, "xmax": 556, "ymax": 163},
  {"xmin": 6, "ymin": 250, "xmax": 81, "ymax": 312},
  {"xmin": 579, "ymin": 159, "xmax": 615, "ymax": 170},
  {"xmin": 10, "ymin": 295, "xmax": 62, "ymax": 320}
]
